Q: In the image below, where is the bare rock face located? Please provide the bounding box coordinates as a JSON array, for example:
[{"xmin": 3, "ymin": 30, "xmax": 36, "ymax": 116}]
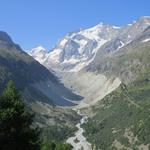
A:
[
  {"xmin": 27, "ymin": 16, "xmax": 150, "ymax": 107},
  {"xmin": 28, "ymin": 17, "xmax": 150, "ymax": 73}
]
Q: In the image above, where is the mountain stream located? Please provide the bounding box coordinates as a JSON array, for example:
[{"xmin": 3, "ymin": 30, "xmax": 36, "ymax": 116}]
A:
[{"xmin": 66, "ymin": 110, "xmax": 92, "ymax": 150}]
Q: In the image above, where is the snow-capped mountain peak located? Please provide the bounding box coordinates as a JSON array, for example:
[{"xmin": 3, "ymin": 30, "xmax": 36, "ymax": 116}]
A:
[
  {"xmin": 28, "ymin": 16, "xmax": 150, "ymax": 72},
  {"xmin": 28, "ymin": 46, "xmax": 48, "ymax": 64},
  {"xmin": 29, "ymin": 45, "xmax": 47, "ymax": 53},
  {"xmin": 79, "ymin": 23, "xmax": 121, "ymax": 41},
  {"xmin": 42, "ymin": 23, "xmax": 122, "ymax": 72}
]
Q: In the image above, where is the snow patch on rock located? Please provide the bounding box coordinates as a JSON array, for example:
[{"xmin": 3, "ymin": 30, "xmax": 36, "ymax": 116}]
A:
[
  {"xmin": 142, "ymin": 38, "xmax": 150, "ymax": 43},
  {"xmin": 28, "ymin": 46, "xmax": 48, "ymax": 64}
]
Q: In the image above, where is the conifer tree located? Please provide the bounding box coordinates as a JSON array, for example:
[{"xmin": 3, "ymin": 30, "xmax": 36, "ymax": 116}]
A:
[{"xmin": 0, "ymin": 81, "xmax": 40, "ymax": 150}]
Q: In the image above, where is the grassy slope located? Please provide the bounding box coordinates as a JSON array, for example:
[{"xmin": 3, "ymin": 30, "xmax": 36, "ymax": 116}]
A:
[
  {"xmin": 31, "ymin": 102, "xmax": 81, "ymax": 142},
  {"xmin": 0, "ymin": 45, "xmax": 56, "ymax": 87},
  {"xmin": 83, "ymin": 40, "xmax": 150, "ymax": 149},
  {"xmin": 0, "ymin": 44, "xmax": 58, "ymax": 105},
  {"xmin": 83, "ymin": 73, "xmax": 150, "ymax": 150}
]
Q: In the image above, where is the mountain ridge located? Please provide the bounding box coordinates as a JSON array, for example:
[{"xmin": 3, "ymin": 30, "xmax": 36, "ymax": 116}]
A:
[
  {"xmin": 28, "ymin": 16, "xmax": 150, "ymax": 73},
  {"xmin": 0, "ymin": 32, "xmax": 82, "ymax": 106},
  {"xmin": 27, "ymin": 16, "xmax": 150, "ymax": 108}
]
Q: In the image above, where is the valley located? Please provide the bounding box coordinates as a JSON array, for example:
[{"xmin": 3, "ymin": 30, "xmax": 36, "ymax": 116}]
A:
[
  {"xmin": 66, "ymin": 110, "xmax": 92, "ymax": 150},
  {"xmin": 0, "ymin": 16, "xmax": 150, "ymax": 150}
]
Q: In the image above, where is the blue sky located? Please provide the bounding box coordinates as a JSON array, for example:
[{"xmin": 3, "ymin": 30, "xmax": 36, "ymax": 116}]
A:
[{"xmin": 0, "ymin": 0, "xmax": 150, "ymax": 50}]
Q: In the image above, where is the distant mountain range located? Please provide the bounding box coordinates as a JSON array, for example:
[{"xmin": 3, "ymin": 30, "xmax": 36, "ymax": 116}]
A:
[
  {"xmin": 29, "ymin": 16, "xmax": 150, "ymax": 73},
  {"xmin": 28, "ymin": 16, "xmax": 150, "ymax": 108}
]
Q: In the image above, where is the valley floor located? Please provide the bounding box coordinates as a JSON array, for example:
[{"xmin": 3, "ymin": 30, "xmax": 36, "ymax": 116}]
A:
[{"xmin": 66, "ymin": 110, "xmax": 92, "ymax": 150}]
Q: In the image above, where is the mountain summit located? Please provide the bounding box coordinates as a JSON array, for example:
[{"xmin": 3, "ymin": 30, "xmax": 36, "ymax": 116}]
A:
[
  {"xmin": 28, "ymin": 46, "xmax": 48, "ymax": 64},
  {"xmin": 28, "ymin": 16, "xmax": 150, "ymax": 73},
  {"xmin": 0, "ymin": 31, "xmax": 14, "ymax": 44}
]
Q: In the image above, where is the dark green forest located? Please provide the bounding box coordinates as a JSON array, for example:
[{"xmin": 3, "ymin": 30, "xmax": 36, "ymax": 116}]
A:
[{"xmin": 0, "ymin": 81, "xmax": 72, "ymax": 150}]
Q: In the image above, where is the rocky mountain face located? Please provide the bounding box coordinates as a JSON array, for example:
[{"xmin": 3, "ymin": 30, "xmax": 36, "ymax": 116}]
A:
[
  {"xmin": 28, "ymin": 46, "xmax": 48, "ymax": 64},
  {"xmin": 28, "ymin": 16, "xmax": 150, "ymax": 108},
  {"xmin": 0, "ymin": 31, "xmax": 82, "ymax": 106},
  {"xmin": 82, "ymin": 28, "xmax": 150, "ymax": 149},
  {"xmin": 29, "ymin": 16, "xmax": 150, "ymax": 73},
  {"xmin": 1, "ymin": 16, "xmax": 150, "ymax": 149},
  {"xmin": 29, "ymin": 23, "xmax": 121, "ymax": 72},
  {"xmin": 85, "ymin": 23, "xmax": 150, "ymax": 84}
]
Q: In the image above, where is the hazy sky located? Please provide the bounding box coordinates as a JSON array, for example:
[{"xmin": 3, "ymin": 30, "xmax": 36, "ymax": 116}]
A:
[{"xmin": 0, "ymin": 0, "xmax": 150, "ymax": 50}]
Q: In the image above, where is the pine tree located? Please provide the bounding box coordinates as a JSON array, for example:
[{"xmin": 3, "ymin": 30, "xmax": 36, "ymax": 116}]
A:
[{"xmin": 0, "ymin": 81, "xmax": 40, "ymax": 150}]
